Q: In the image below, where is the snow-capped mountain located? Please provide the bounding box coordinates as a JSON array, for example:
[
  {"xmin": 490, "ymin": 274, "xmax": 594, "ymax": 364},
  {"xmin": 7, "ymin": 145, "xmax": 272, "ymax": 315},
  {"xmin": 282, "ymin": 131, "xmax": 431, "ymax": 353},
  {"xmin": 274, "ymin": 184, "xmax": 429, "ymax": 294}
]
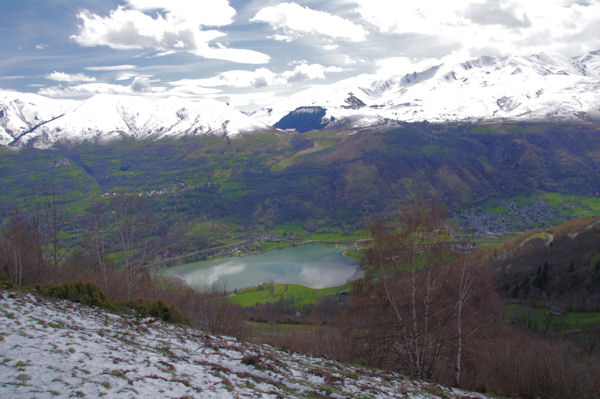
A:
[
  {"xmin": 256, "ymin": 50, "xmax": 600, "ymax": 129},
  {"xmin": 1, "ymin": 50, "xmax": 599, "ymax": 148},
  {"xmin": 0, "ymin": 91, "xmax": 268, "ymax": 148}
]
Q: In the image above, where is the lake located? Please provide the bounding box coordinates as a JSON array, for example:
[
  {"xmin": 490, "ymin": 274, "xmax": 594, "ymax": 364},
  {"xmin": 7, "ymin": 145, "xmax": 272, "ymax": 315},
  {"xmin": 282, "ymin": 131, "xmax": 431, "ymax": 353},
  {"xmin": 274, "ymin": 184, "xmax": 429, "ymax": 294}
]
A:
[{"xmin": 164, "ymin": 244, "xmax": 359, "ymax": 291}]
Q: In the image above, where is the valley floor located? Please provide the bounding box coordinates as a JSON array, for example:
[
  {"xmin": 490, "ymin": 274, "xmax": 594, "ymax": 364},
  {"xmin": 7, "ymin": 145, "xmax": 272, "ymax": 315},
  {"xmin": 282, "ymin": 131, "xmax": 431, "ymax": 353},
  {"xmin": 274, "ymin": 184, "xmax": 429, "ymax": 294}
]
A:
[{"xmin": 0, "ymin": 290, "xmax": 490, "ymax": 398}]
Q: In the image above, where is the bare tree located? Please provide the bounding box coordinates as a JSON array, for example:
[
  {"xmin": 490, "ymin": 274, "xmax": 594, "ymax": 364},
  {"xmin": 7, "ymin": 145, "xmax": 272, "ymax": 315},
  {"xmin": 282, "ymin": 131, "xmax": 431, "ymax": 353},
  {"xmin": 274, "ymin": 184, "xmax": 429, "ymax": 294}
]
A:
[
  {"xmin": 450, "ymin": 252, "xmax": 499, "ymax": 387},
  {"xmin": 41, "ymin": 186, "xmax": 63, "ymax": 284},
  {"xmin": 89, "ymin": 200, "xmax": 110, "ymax": 293},
  {"xmin": 0, "ymin": 211, "xmax": 46, "ymax": 286},
  {"xmin": 357, "ymin": 201, "xmax": 453, "ymax": 379},
  {"xmin": 352, "ymin": 201, "xmax": 499, "ymax": 385},
  {"xmin": 111, "ymin": 195, "xmax": 154, "ymax": 300},
  {"xmin": 454, "ymin": 256, "xmax": 472, "ymax": 387}
]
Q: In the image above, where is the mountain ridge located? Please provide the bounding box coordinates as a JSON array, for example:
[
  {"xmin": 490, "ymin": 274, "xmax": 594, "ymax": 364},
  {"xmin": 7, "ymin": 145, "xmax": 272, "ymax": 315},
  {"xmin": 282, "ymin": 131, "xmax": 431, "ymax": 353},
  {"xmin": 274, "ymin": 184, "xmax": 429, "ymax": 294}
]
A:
[
  {"xmin": 1, "ymin": 50, "xmax": 600, "ymax": 148},
  {"xmin": 259, "ymin": 50, "xmax": 600, "ymax": 129},
  {"xmin": 0, "ymin": 91, "xmax": 269, "ymax": 149}
]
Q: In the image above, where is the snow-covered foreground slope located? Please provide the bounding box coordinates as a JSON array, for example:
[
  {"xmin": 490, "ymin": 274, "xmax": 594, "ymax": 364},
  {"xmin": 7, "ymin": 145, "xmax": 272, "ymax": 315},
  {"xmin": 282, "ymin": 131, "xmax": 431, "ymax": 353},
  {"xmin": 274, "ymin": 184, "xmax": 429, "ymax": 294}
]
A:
[
  {"xmin": 0, "ymin": 291, "xmax": 488, "ymax": 398},
  {"xmin": 0, "ymin": 91, "xmax": 267, "ymax": 149},
  {"xmin": 256, "ymin": 50, "xmax": 600, "ymax": 128}
]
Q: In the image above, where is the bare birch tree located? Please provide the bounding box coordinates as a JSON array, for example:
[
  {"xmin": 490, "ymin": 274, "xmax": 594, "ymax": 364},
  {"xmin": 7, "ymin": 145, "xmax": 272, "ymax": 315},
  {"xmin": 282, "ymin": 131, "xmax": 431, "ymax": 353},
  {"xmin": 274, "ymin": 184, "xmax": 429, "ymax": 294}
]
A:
[
  {"xmin": 90, "ymin": 200, "xmax": 110, "ymax": 293},
  {"xmin": 358, "ymin": 201, "xmax": 453, "ymax": 379},
  {"xmin": 451, "ymin": 253, "xmax": 498, "ymax": 387},
  {"xmin": 353, "ymin": 201, "xmax": 500, "ymax": 383},
  {"xmin": 112, "ymin": 195, "xmax": 154, "ymax": 300}
]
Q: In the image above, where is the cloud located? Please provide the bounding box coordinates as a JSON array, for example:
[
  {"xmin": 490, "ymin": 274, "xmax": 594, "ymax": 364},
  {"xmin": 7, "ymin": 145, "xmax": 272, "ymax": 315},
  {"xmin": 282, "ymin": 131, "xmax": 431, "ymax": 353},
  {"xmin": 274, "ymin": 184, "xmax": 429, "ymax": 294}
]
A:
[
  {"xmin": 169, "ymin": 62, "xmax": 344, "ymax": 89},
  {"xmin": 85, "ymin": 65, "xmax": 137, "ymax": 71},
  {"xmin": 71, "ymin": 2, "xmax": 270, "ymax": 64},
  {"xmin": 124, "ymin": 0, "xmax": 235, "ymax": 27},
  {"xmin": 375, "ymin": 57, "xmax": 440, "ymax": 77},
  {"xmin": 268, "ymin": 34, "xmax": 294, "ymax": 42},
  {"xmin": 283, "ymin": 62, "xmax": 343, "ymax": 83},
  {"xmin": 217, "ymin": 91, "xmax": 280, "ymax": 109},
  {"xmin": 35, "ymin": 44, "xmax": 48, "ymax": 50},
  {"xmin": 171, "ymin": 69, "xmax": 278, "ymax": 89},
  {"xmin": 45, "ymin": 71, "xmax": 97, "ymax": 83},
  {"xmin": 321, "ymin": 44, "xmax": 339, "ymax": 51},
  {"xmin": 130, "ymin": 76, "xmax": 151, "ymax": 92},
  {"xmin": 116, "ymin": 72, "xmax": 139, "ymax": 81},
  {"xmin": 163, "ymin": 85, "xmax": 222, "ymax": 98},
  {"xmin": 38, "ymin": 82, "xmax": 133, "ymax": 98},
  {"xmin": 465, "ymin": 0, "xmax": 531, "ymax": 28},
  {"xmin": 352, "ymin": 0, "xmax": 600, "ymax": 57},
  {"xmin": 252, "ymin": 2, "xmax": 368, "ymax": 42}
]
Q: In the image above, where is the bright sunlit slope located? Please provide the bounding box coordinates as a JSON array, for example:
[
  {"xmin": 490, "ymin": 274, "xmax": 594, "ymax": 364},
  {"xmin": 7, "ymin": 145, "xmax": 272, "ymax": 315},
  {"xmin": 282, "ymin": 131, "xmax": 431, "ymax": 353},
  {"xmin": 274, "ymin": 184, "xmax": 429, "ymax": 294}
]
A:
[{"xmin": 0, "ymin": 290, "xmax": 491, "ymax": 398}]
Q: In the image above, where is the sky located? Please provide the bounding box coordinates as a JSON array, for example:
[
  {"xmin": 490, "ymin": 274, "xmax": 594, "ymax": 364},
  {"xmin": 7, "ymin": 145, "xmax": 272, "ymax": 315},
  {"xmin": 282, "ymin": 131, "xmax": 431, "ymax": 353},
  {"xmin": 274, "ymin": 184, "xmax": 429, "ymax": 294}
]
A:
[{"xmin": 0, "ymin": 0, "xmax": 599, "ymax": 110}]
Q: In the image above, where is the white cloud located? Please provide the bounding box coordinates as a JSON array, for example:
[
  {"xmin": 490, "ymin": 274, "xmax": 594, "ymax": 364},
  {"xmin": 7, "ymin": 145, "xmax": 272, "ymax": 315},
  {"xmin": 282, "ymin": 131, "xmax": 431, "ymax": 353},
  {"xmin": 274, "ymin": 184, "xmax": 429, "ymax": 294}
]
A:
[
  {"xmin": 116, "ymin": 72, "xmax": 139, "ymax": 81},
  {"xmin": 283, "ymin": 62, "xmax": 343, "ymax": 83},
  {"xmin": 35, "ymin": 44, "xmax": 48, "ymax": 50},
  {"xmin": 219, "ymin": 91, "xmax": 281, "ymax": 109},
  {"xmin": 38, "ymin": 79, "xmax": 226, "ymax": 100},
  {"xmin": 71, "ymin": 2, "xmax": 270, "ymax": 64},
  {"xmin": 38, "ymin": 82, "xmax": 133, "ymax": 98},
  {"xmin": 45, "ymin": 71, "xmax": 97, "ymax": 83},
  {"xmin": 171, "ymin": 69, "xmax": 279, "ymax": 89},
  {"xmin": 375, "ymin": 57, "xmax": 439, "ymax": 77},
  {"xmin": 252, "ymin": 2, "xmax": 368, "ymax": 42},
  {"xmin": 125, "ymin": 0, "xmax": 236, "ymax": 27},
  {"xmin": 169, "ymin": 62, "xmax": 344, "ymax": 89},
  {"xmin": 352, "ymin": 0, "xmax": 600, "ymax": 57},
  {"xmin": 130, "ymin": 76, "xmax": 151, "ymax": 92},
  {"xmin": 85, "ymin": 65, "xmax": 137, "ymax": 71},
  {"xmin": 268, "ymin": 34, "xmax": 294, "ymax": 42},
  {"xmin": 342, "ymin": 55, "xmax": 358, "ymax": 65},
  {"xmin": 164, "ymin": 85, "xmax": 222, "ymax": 98}
]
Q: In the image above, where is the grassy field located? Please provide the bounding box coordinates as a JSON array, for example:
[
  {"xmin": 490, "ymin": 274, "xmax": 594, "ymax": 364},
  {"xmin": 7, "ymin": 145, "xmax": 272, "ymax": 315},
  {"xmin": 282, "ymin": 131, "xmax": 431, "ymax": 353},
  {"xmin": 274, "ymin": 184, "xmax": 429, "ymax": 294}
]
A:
[
  {"xmin": 506, "ymin": 304, "xmax": 600, "ymax": 333},
  {"xmin": 478, "ymin": 191, "xmax": 600, "ymax": 219},
  {"xmin": 470, "ymin": 236, "xmax": 513, "ymax": 249},
  {"xmin": 230, "ymin": 283, "xmax": 351, "ymax": 307}
]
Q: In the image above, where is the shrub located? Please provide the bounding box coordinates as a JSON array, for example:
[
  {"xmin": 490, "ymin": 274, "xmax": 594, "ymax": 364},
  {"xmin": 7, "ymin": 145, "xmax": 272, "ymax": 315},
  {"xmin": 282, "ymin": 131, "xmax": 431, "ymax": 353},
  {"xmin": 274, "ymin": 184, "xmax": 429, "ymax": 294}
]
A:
[
  {"xmin": 45, "ymin": 281, "xmax": 109, "ymax": 308},
  {"xmin": 118, "ymin": 299, "xmax": 187, "ymax": 325},
  {"xmin": 241, "ymin": 354, "xmax": 260, "ymax": 366},
  {"xmin": 0, "ymin": 280, "xmax": 14, "ymax": 289}
]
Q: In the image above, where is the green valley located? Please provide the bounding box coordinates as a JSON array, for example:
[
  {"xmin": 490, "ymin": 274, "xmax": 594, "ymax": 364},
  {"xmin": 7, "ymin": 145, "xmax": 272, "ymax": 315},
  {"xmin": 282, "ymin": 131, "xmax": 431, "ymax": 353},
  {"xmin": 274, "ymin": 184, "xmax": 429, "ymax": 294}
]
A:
[{"xmin": 2, "ymin": 122, "xmax": 600, "ymax": 262}]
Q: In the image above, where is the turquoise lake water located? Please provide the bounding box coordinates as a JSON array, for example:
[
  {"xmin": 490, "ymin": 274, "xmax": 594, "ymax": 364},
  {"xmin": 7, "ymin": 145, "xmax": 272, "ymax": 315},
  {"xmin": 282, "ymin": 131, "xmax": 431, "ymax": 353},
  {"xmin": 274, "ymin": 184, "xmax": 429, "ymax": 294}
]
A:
[{"xmin": 164, "ymin": 244, "xmax": 359, "ymax": 291}]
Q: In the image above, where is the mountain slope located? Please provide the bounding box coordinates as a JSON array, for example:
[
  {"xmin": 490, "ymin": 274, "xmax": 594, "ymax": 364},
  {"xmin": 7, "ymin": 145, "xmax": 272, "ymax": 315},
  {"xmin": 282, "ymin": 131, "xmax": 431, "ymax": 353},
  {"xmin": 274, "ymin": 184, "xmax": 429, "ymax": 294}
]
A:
[
  {"xmin": 489, "ymin": 217, "xmax": 600, "ymax": 311},
  {"xmin": 260, "ymin": 50, "xmax": 600, "ymax": 129},
  {"xmin": 1, "ymin": 51, "xmax": 600, "ymax": 148},
  {"xmin": 1, "ymin": 122, "xmax": 600, "ymax": 256},
  {"xmin": 0, "ymin": 291, "xmax": 488, "ymax": 398},
  {"xmin": 0, "ymin": 91, "xmax": 268, "ymax": 149}
]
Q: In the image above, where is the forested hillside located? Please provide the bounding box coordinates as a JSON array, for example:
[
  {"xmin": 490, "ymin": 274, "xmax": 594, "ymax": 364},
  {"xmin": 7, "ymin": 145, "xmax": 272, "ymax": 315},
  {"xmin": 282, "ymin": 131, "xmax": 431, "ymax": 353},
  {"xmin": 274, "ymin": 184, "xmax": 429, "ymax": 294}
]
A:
[{"xmin": 1, "ymin": 122, "xmax": 600, "ymax": 257}]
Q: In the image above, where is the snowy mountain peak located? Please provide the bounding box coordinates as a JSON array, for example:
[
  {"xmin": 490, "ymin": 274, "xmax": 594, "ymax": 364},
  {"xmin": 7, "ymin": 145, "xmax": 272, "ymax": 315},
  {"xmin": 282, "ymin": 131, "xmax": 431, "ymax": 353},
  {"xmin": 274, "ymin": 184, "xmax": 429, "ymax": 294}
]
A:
[
  {"xmin": 1, "ymin": 50, "xmax": 600, "ymax": 147},
  {"xmin": 0, "ymin": 90, "xmax": 268, "ymax": 149},
  {"xmin": 261, "ymin": 50, "xmax": 600, "ymax": 130}
]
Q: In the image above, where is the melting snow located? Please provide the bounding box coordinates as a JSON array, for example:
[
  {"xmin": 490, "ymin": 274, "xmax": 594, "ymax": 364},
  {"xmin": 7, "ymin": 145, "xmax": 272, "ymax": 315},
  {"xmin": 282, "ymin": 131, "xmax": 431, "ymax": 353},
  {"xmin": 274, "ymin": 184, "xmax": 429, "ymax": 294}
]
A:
[{"xmin": 0, "ymin": 290, "xmax": 490, "ymax": 398}]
